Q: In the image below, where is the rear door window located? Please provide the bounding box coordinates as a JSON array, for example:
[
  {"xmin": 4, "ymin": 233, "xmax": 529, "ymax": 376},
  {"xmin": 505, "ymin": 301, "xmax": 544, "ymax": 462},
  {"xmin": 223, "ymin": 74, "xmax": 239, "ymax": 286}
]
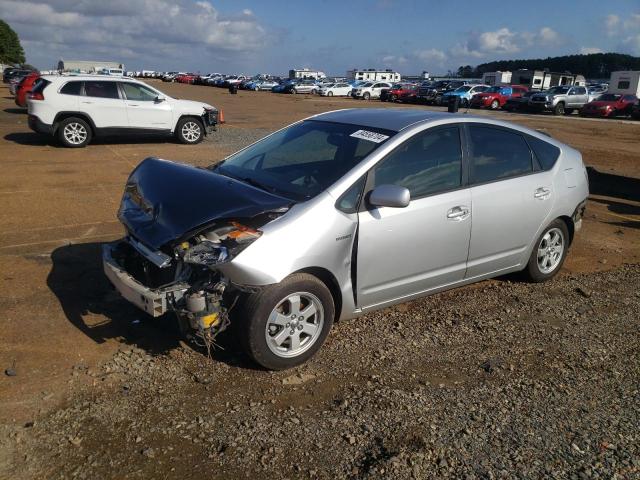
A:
[
  {"xmin": 60, "ymin": 81, "xmax": 83, "ymax": 96},
  {"xmin": 468, "ymin": 126, "xmax": 533, "ymax": 184},
  {"xmin": 84, "ymin": 81, "xmax": 120, "ymax": 99}
]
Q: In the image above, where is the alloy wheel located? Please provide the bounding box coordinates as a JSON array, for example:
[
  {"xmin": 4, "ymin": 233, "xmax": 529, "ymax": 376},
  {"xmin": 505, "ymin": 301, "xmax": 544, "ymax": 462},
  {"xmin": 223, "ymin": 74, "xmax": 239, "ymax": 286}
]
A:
[
  {"xmin": 63, "ymin": 122, "xmax": 88, "ymax": 145},
  {"xmin": 265, "ymin": 292, "xmax": 324, "ymax": 358},
  {"xmin": 537, "ymin": 228, "xmax": 565, "ymax": 274},
  {"xmin": 181, "ymin": 121, "xmax": 201, "ymax": 142}
]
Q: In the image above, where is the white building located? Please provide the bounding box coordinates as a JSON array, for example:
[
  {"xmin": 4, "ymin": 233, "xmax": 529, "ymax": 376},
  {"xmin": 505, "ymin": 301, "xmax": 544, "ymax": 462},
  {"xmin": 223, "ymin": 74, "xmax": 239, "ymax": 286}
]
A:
[
  {"xmin": 608, "ymin": 71, "xmax": 640, "ymax": 96},
  {"xmin": 57, "ymin": 59, "xmax": 124, "ymax": 73},
  {"xmin": 289, "ymin": 68, "xmax": 326, "ymax": 80},
  {"xmin": 482, "ymin": 71, "xmax": 512, "ymax": 86},
  {"xmin": 347, "ymin": 69, "xmax": 401, "ymax": 82}
]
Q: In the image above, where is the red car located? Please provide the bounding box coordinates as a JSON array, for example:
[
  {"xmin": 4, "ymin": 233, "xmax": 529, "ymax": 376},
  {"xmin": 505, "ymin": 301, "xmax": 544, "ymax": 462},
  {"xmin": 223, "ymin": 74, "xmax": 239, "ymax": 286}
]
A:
[
  {"xmin": 175, "ymin": 74, "xmax": 197, "ymax": 84},
  {"xmin": 380, "ymin": 83, "xmax": 418, "ymax": 102},
  {"xmin": 470, "ymin": 85, "xmax": 528, "ymax": 109},
  {"xmin": 580, "ymin": 93, "xmax": 637, "ymax": 117},
  {"xmin": 15, "ymin": 72, "xmax": 40, "ymax": 108}
]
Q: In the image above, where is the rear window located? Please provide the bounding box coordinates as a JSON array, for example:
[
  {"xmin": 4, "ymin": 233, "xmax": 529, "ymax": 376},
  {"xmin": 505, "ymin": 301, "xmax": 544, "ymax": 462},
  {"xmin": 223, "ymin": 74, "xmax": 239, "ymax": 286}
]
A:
[
  {"xmin": 84, "ymin": 81, "xmax": 119, "ymax": 99},
  {"xmin": 31, "ymin": 78, "xmax": 50, "ymax": 95},
  {"xmin": 60, "ymin": 81, "xmax": 83, "ymax": 96},
  {"xmin": 527, "ymin": 136, "xmax": 561, "ymax": 171}
]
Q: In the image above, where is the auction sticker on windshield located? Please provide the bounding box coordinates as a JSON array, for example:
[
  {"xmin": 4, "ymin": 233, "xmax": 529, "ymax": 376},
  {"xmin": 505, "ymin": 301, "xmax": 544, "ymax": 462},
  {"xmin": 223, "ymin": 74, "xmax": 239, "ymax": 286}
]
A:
[{"xmin": 350, "ymin": 130, "xmax": 389, "ymax": 143}]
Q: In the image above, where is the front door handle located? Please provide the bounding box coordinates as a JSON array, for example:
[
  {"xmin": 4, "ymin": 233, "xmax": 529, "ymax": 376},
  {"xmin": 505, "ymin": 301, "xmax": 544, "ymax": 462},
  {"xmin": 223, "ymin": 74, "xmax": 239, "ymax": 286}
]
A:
[
  {"xmin": 534, "ymin": 187, "xmax": 551, "ymax": 199},
  {"xmin": 80, "ymin": 101, "xmax": 93, "ymax": 104},
  {"xmin": 447, "ymin": 206, "xmax": 470, "ymax": 221}
]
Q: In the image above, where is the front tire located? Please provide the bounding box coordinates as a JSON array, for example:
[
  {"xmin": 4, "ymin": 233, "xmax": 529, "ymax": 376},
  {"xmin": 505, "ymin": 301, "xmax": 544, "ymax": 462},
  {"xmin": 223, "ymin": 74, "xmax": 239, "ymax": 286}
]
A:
[
  {"xmin": 523, "ymin": 219, "xmax": 569, "ymax": 282},
  {"xmin": 327, "ymin": 91, "xmax": 333, "ymax": 97},
  {"xmin": 234, "ymin": 273, "xmax": 335, "ymax": 370},
  {"xmin": 176, "ymin": 117, "xmax": 203, "ymax": 144},
  {"xmin": 58, "ymin": 117, "xmax": 92, "ymax": 148},
  {"xmin": 363, "ymin": 92, "xmax": 371, "ymax": 101},
  {"xmin": 553, "ymin": 102, "xmax": 565, "ymax": 115},
  {"xmin": 490, "ymin": 99, "xmax": 500, "ymax": 110}
]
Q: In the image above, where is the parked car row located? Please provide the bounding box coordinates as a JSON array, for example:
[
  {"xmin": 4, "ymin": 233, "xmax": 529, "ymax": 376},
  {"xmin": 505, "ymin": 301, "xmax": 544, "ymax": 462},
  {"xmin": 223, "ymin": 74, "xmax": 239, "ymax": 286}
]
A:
[{"xmin": 159, "ymin": 68, "xmax": 640, "ymax": 120}]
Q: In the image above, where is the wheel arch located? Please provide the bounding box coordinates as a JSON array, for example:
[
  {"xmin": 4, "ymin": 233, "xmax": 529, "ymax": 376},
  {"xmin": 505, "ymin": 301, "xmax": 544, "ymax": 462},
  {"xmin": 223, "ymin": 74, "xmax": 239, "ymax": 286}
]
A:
[
  {"xmin": 176, "ymin": 114, "xmax": 206, "ymax": 134},
  {"xmin": 53, "ymin": 112, "xmax": 96, "ymax": 136},
  {"xmin": 557, "ymin": 215, "xmax": 575, "ymax": 245},
  {"xmin": 292, "ymin": 267, "xmax": 343, "ymax": 323}
]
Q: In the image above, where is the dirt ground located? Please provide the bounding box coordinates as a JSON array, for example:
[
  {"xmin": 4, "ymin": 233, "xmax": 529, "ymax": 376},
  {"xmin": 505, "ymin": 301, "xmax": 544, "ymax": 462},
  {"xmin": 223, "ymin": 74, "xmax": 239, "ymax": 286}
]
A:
[{"xmin": 0, "ymin": 81, "xmax": 639, "ymax": 478}]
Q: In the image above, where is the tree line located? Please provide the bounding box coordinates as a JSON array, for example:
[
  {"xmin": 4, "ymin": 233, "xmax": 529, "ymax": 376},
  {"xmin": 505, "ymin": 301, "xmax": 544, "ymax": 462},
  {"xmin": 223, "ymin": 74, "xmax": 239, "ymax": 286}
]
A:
[{"xmin": 453, "ymin": 53, "xmax": 640, "ymax": 79}]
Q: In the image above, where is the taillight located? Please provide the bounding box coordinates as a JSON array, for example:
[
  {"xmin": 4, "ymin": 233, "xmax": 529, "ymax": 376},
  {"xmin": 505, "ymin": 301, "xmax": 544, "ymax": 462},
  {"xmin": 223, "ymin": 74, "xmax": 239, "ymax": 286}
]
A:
[{"xmin": 29, "ymin": 92, "xmax": 44, "ymax": 100}]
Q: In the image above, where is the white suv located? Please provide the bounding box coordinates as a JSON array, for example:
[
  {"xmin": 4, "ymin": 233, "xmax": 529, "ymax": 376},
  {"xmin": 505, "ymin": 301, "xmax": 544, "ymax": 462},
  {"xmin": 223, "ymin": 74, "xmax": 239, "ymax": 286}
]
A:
[
  {"xmin": 27, "ymin": 75, "xmax": 218, "ymax": 147},
  {"xmin": 351, "ymin": 82, "xmax": 392, "ymax": 100}
]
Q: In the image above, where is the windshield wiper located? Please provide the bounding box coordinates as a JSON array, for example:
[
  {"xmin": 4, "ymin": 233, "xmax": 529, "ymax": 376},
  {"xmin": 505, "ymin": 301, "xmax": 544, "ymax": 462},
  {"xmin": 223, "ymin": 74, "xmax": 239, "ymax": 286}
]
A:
[{"xmin": 240, "ymin": 176, "xmax": 276, "ymax": 194}]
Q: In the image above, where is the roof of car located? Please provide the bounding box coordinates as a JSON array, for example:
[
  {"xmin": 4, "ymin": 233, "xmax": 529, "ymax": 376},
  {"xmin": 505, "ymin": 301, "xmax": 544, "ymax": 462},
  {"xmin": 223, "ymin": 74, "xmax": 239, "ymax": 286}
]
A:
[
  {"xmin": 311, "ymin": 108, "xmax": 468, "ymax": 132},
  {"xmin": 42, "ymin": 74, "xmax": 138, "ymax": 82}
]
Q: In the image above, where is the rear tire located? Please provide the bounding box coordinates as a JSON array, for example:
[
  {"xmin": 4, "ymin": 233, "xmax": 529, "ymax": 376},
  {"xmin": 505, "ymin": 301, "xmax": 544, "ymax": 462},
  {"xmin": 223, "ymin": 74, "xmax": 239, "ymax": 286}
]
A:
[
  {"xmin": 176, "ymin": 117, "xmax": 204, "ymax": 144},
  {"xmin": 57, "ymin": 117, "xmax": 92, "ymax": 148},
  {"xmin": 523, "ymin": 219, "xmax": 570, "ymax": 282},
  {"xmin": 234, "ymin": 273, "xmax": 334, "ymax": 370}
]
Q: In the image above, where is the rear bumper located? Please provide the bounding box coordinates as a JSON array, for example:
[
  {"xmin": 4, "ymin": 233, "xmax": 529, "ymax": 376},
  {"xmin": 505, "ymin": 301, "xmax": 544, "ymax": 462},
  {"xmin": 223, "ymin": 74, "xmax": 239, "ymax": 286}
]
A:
[
  {"xmin": 28, "ymin": 115, "xmax": 53, "ymax": 135},
  {"xmin": 102, "ymin": 241, "xmax": 187, "ymax": 317}
]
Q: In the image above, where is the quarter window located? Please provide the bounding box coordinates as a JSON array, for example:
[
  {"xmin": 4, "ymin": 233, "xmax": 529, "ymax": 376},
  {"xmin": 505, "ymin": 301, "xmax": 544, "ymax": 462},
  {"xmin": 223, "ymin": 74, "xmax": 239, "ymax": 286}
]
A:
[
  {"xmin": 372, "ymin": 127, "xmax": 462, "ymax": 198},
  {"xmin": 527, "ymin": 136, "xmax": 560, "ymax": 171},
  {"xmin": 468, "ymin": 126, "xmax": 533, "ymax": 184},
  {"xmin": 84, "ymin": 81, "xmax": 119, "ymax": 99},
  {"xmin": 60, "ymin": 81, "xmax": 82, "ymax": 96},
  {"xmin": 121, "ymin": 82, "xmax": 158, "ymax": 101}
]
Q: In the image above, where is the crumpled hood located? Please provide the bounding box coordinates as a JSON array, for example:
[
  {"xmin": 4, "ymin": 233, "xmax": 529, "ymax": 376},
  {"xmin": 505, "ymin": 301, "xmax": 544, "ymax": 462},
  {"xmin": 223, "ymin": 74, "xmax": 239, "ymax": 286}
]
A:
[{"xmin": 118, "ymin": 157, "xmax": 292, "ymax": 249}]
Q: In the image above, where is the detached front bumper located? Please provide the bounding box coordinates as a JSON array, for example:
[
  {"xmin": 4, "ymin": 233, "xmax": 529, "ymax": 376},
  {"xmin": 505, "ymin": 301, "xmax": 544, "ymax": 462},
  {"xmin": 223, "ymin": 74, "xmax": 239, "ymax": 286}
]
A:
[
  {"xmin": 202, "ymin": 110, "xmax": 218, "ymax": 134},
  {"xmin": 102, "ymin": 241, "xmax": 187, "ymax": 317}
]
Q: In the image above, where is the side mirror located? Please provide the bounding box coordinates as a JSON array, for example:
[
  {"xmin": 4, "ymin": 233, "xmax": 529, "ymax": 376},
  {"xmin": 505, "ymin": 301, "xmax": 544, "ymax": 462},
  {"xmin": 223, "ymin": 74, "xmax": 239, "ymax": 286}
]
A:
[
  {"xmin": 155, "ymin": 95, "xmax": 166, "ymax": 102},
  {"xmin": 368, "ymin": 184, "xmax": 410, "ymax": 208}
]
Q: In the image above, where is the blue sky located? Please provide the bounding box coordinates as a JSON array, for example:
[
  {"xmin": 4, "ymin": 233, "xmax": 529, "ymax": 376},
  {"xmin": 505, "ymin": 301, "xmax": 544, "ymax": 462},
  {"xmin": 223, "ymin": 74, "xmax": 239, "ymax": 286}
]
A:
[{"xmin": 1, "ymin": 0, "xmax": 639, "ymax": 75}]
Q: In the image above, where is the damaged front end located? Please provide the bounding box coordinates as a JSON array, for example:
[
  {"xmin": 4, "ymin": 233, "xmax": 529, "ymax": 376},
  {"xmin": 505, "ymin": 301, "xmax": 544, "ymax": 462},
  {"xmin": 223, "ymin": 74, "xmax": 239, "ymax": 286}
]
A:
[
  {"xmin": 103, "ymin": 157, "xmax": 292, "ymax": 346},
  {"xmin": 103, "ymin": 221, "xmax": 263, "ymax": 346}
]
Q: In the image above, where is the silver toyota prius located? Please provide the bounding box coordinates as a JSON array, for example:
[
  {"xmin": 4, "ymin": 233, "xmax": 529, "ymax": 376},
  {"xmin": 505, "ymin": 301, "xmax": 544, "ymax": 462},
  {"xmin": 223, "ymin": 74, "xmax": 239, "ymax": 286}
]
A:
[{"xmin": 103, "ymin": 109, "xmax": 589, "ymax": 370}]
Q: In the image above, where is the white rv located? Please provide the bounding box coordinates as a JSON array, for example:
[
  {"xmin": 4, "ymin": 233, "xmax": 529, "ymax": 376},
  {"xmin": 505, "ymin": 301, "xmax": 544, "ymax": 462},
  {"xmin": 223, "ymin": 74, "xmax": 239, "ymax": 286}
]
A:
[
  {"xmin": 511, "ymin": 69, "xmax": 582, "ymax": 90},
  {"xmin": 347, "ymin": 69, "xmax": 401, "ymax": 83},
  {"xmin": 482, "ymin": 71, "xmax": 512, "ymax": 86},
  {"xmin": 608, "ymin": 71, "xmax": 640, "ymax": 96},
  {"xmin": 289, "ymin": 69, "xmax": 326, "ymax": 80}
]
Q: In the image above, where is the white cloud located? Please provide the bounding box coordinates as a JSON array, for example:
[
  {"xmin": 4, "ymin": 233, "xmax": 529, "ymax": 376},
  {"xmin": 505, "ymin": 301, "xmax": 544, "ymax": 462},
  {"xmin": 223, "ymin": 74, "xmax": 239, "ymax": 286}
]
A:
[
  {"xmin": 606, "ymin": 11, "xmax": 640, "ymax": 55},
  {"xmin": 580, "ymin": 47, "xmax": 603, "ymax": 54},
  {"xmin": 451, "ymin": 26, "xmax": 563, "ymax": 60},
  {"xmin": 605, "ymin": 14, "xmax": 620, "ymax": 35},
  {"xmin": 0, "ymin": 0, "xmax": 274, "ymax": 69},
  {"xmin": 415, "ymin": 48, "xmax": 446, "ymax": 62}
]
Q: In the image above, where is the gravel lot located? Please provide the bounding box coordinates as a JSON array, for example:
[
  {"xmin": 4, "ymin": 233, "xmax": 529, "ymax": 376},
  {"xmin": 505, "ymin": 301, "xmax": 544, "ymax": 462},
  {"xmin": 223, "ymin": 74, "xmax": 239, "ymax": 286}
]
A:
[
  {"xmin": 3, "ymin": 265, "xmax": 639, "ymax": 479},
  {"xmin": 1, "ymin": 82, "xmax": 639, "ymax": 479}
]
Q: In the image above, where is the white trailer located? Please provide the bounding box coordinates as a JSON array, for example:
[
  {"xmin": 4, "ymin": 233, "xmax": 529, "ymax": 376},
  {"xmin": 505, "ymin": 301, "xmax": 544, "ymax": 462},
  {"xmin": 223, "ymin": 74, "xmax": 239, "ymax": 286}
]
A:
[
  {"xmin": 608, "ymin": 71, "xmax": 640, "ymax": 96},
  {"xmin": 347, "ymin": 69, "xmax": 401, "ymax": 82},
  {"xmin": 289, "ymin": 68, "xmax": 326, "ymax": 80},
  {"xmin": 482, "ymin": 71, "xmax": 512, "ymax": 86}
]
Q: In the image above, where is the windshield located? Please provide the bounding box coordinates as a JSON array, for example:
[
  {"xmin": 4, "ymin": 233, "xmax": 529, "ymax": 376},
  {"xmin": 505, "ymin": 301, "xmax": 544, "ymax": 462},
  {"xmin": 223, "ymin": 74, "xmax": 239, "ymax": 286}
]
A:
[
  {"xmin": 597, "ymin": 93, "xmax": 621, "ymax": 101},
  {"xmin": 212, "ymin": 120, "xmax": 395, "ymax": 201},
  {"xmin": 548, "ymin": 86, "xmax": 570, "ymax": 94},
  {"xmin": 455, "ymin": 86, "xmax": 472, "ymax": 92}
]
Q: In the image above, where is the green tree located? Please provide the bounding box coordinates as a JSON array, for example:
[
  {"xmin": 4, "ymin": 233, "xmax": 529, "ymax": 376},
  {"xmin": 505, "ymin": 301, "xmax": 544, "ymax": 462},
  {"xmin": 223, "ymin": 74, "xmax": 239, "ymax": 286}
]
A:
[{"xmin": 0, "ymin": 19, "xmax": 25, "ymax": 65}]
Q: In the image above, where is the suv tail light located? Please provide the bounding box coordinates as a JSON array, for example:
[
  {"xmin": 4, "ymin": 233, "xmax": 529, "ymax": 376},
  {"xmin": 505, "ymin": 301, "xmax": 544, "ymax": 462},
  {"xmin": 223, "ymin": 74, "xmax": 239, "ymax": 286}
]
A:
[{"xmin": 29, "ymin": 92, "xmax": 44, "ymax": 100}]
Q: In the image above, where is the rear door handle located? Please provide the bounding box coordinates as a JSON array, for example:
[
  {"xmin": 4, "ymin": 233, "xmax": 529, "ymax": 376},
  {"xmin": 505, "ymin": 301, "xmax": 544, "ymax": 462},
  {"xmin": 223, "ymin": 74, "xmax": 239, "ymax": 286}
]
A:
[
  {"xmin": 534, "ymin": 187, "xmax": 551, "ymax": 199},
  {"xmin": 447, "ymin": 206, "xmax": 470, "ymax": 221},
  {"xmin": 80, "ymin": 101, "xmax": 93, "ymax": 104}
]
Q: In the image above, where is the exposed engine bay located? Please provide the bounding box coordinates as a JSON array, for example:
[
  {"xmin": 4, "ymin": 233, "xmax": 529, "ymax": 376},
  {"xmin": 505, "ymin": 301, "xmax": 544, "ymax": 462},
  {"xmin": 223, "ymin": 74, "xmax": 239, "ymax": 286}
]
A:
[{"xmin": 106, "ymin": 221, "xmax": 265, "ymax": 348}]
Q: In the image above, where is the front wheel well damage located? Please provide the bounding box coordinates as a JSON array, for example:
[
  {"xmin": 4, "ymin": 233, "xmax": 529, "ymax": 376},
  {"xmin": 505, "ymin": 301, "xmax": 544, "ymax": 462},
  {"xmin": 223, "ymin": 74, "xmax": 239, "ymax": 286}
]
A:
[{"xmin": 292, "ymin": 267, "xmax": 343, "ymax": 323}]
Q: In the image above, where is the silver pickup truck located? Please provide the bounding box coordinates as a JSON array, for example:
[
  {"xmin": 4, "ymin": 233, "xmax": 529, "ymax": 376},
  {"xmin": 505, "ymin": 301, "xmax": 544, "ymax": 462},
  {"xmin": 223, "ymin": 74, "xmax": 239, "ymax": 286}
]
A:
[{"xmin": 528, "ymin": 85, "xmax": 589, "ymax": 115}]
